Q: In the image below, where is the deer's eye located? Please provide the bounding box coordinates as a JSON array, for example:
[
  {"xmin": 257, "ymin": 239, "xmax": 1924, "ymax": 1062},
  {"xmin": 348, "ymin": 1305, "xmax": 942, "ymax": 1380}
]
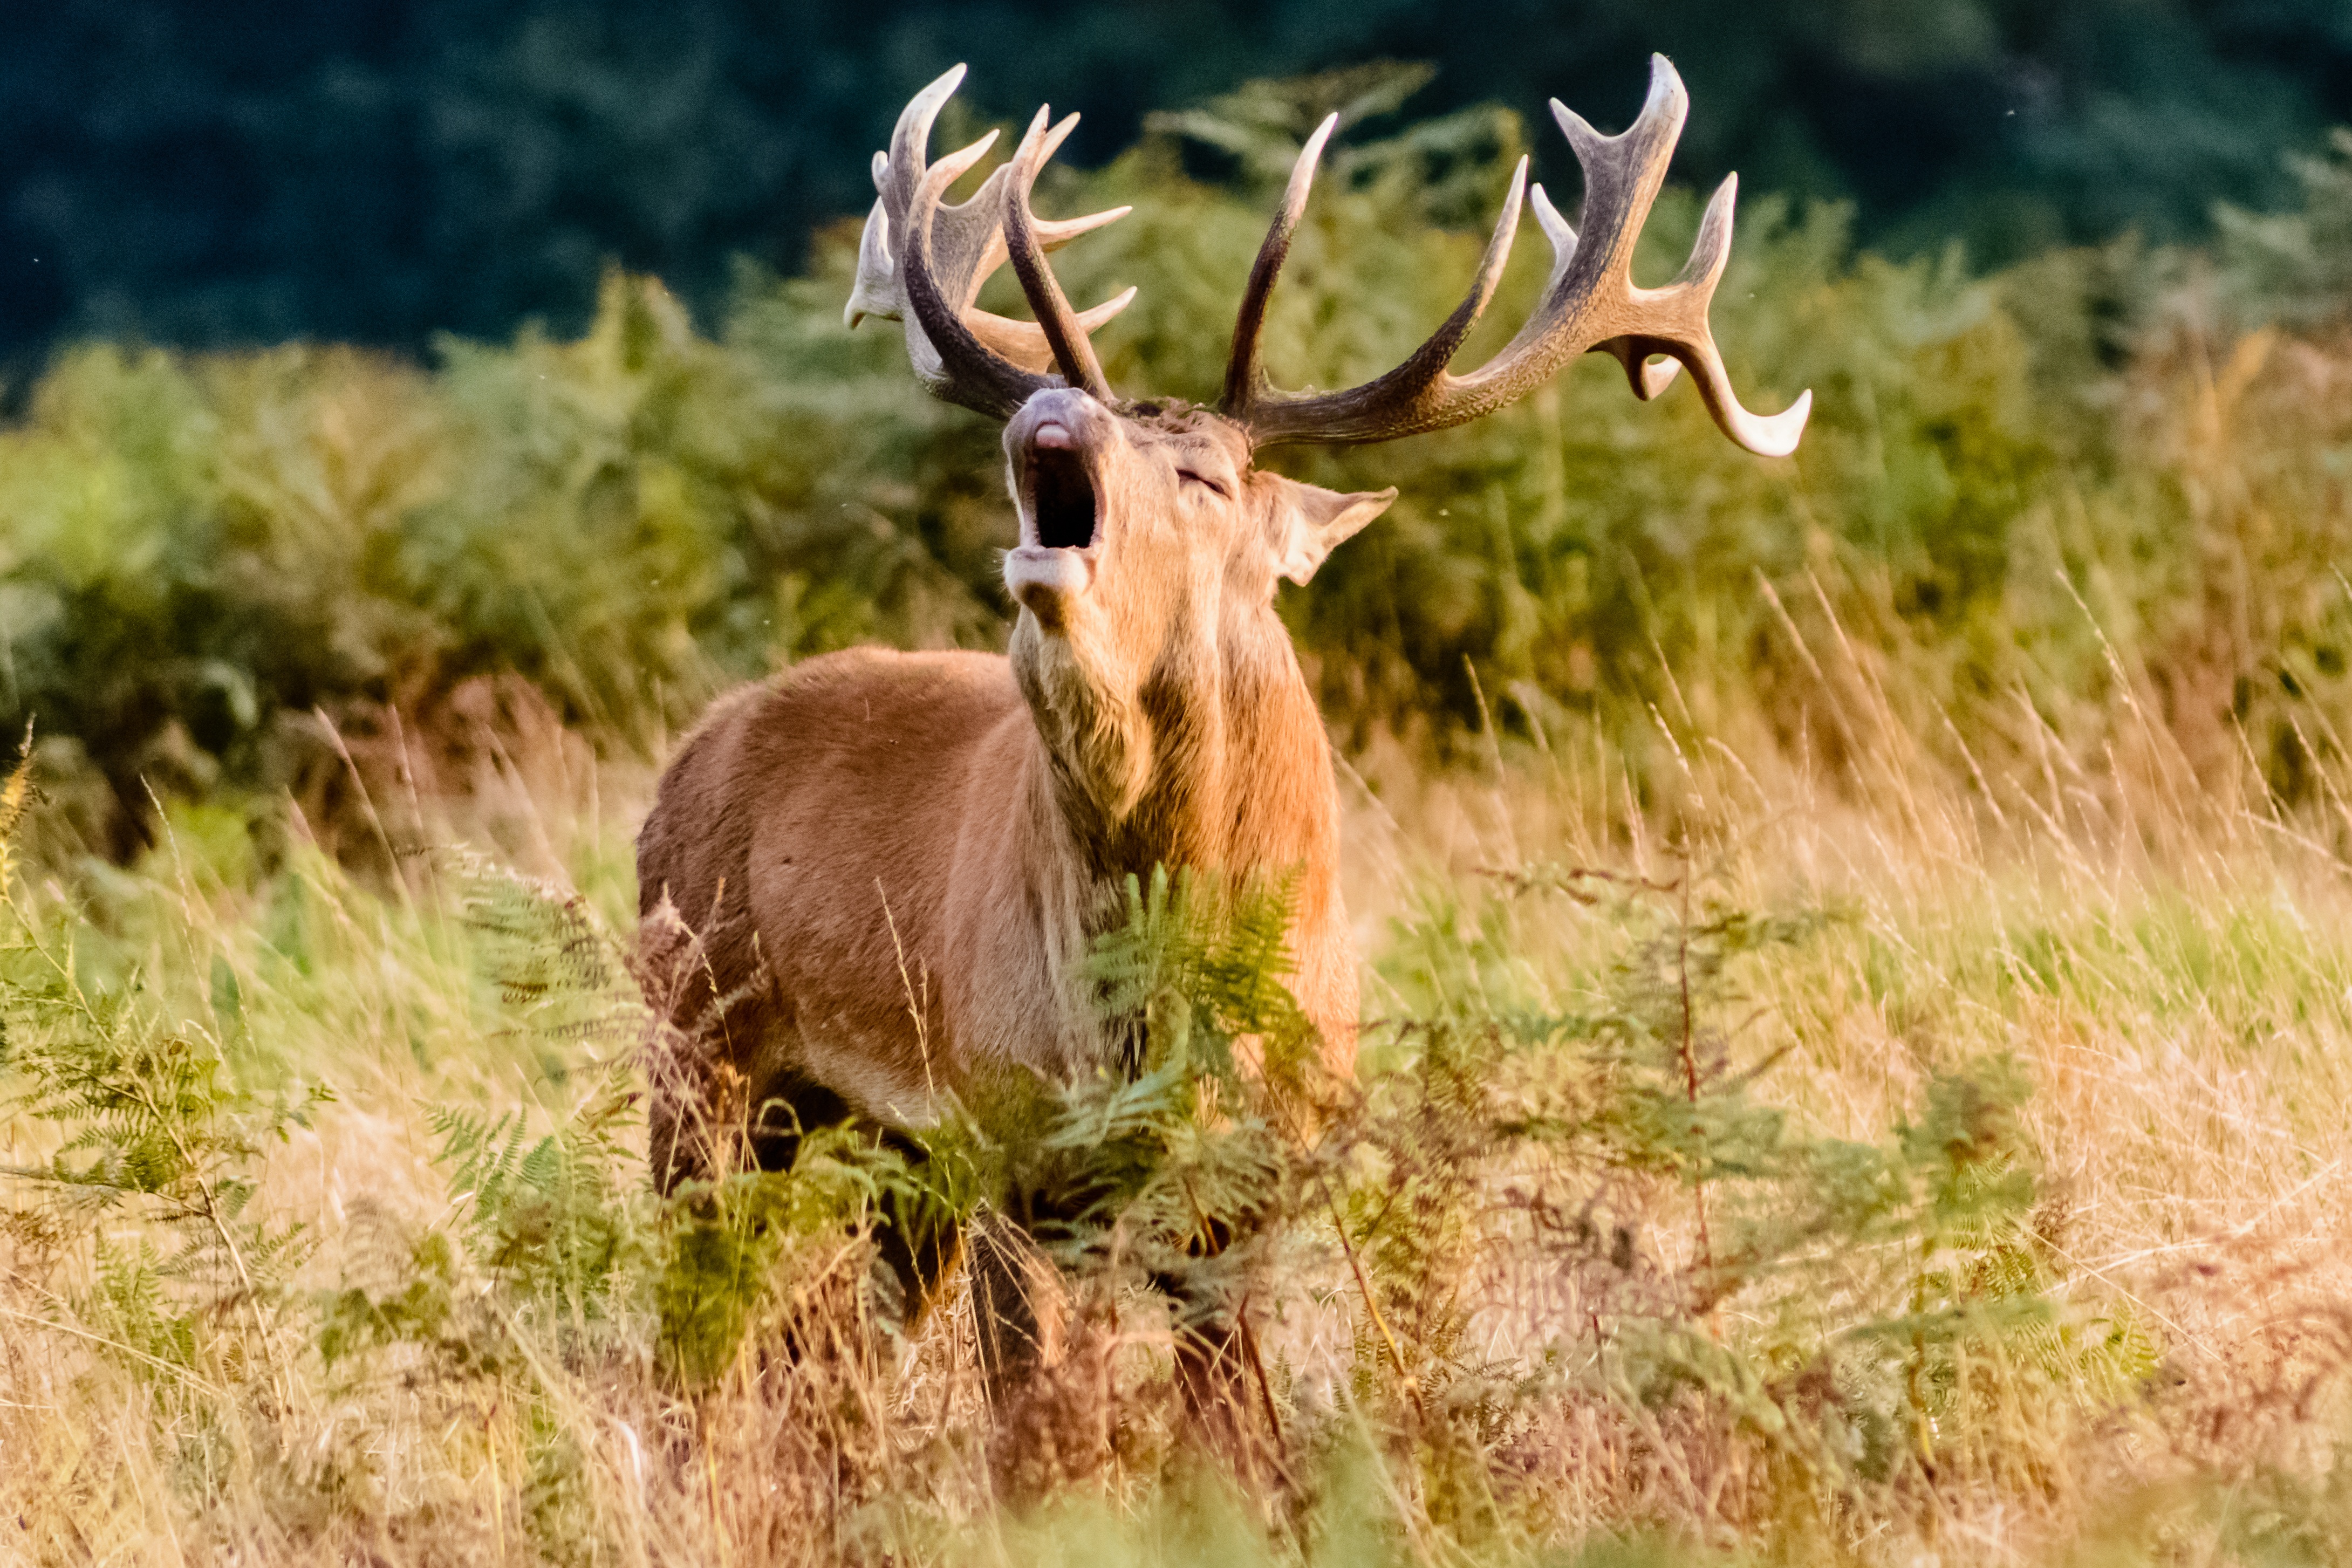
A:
[{"xmin": 1177, "ymin": 469, "xmax": 1230, "ymax": 499}]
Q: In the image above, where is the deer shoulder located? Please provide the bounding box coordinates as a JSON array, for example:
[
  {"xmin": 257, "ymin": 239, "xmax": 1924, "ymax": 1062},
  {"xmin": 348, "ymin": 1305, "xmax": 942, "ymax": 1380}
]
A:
[{"xmin": 638, "ymin": 54, "xmax": 1808, "ymax": 1177}]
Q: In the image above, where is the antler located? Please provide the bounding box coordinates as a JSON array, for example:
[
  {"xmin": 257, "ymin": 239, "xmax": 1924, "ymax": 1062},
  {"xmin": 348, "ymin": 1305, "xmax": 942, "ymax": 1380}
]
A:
[
  {"xmin": 1221, "ymin": 56, "xmax": 1810, "ymax": 456},
  {"xmin": 846, "ymin": 65, "xmax": 1134, "ymax": 418}
]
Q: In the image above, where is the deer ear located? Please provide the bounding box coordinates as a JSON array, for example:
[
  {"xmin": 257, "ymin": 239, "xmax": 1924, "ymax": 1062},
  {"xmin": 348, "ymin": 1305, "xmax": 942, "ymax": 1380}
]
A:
[{"xmin": 1266, "ymin": 478, "xmax": 1398, "ymax": 586}]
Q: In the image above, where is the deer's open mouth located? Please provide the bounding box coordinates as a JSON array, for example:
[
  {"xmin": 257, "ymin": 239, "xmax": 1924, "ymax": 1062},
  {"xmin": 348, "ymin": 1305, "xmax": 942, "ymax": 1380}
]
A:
[
  {"xmin": 1029, "ymin": 444, "xmax": 1097, "ymax": 552},
  {"xmin": 1006, "ymin": 420, "xmax": 1102, "ymax": 621}
]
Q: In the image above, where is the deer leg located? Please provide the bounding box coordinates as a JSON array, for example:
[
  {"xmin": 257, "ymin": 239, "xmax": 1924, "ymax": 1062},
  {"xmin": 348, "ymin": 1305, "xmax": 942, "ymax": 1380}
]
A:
[
  {"xmin": 742, "ymin": 1089, "xmax": 969, "ymax": 1336},
  {"xmin": 967, "ymin": 1213, "xmax": 1063, "ymax": 1409},
  {"xmin": 655, "ymin": 1065, "xmax": 961, "ymax": 1343},
  {"xmin": 867, "ymin": 1126, "xmax": 964, "ymax": 1331},
  {"xmin": 972, "ymin": 1199, "xmax": 1133, "ymax": 1499},
  {"xmin": 1172, "ymin": 1313, "xmax": 1251, "ymax": 1450},
  {"xmin": 745, "ymin": 1077, "xmax": 850, "ymax": 1172},
  {"xmin": 1156, "ymin": 1232, "xmax": 1287, "ymax": 1489}
]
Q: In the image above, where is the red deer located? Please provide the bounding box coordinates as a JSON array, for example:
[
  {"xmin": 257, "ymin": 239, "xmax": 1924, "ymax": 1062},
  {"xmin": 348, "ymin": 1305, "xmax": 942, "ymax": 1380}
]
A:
[{"xmin": 636, "ymin": 58, "xmax": 1806, "ymax": 1429}]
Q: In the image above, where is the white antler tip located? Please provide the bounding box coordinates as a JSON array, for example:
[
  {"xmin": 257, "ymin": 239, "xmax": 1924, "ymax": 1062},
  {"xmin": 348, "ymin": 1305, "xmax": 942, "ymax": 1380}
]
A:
[
  {"xmin": 1076, "ymin": 286, "xmax": 1139, "ymax": 328},
  {"xmin": 893, "ymin": 63, "xmax": 973, "ymax": 172},
  {"xmin": 906, "ymin": 64, "xmax": 968, "ymax": 124},
  {"xmin": 1040, "ymin": 111, "xmax": 1083, "ymax": 162},
  {"xmin": 1550, "ymin": 98, "xmax": 1602, "ymax": 155},
  {"xmin": 1283, "ymin": 115, "xmax": 1339, "ymax": 214},
  {"xmin": 1011, "ymin": 107, "xmax": 1053, "ymax": 173},
  {"xmin": 1675, "ymin": 173, "xmax": 1741, "ymax": 290},
  {"xmin": 1641, "ymin": 55, "xmax": 1689, "ymax": 129},
  {"xmin": 1500, "ymin": 157, "xmax": 1531, "ymax": 224},
  {"xmin": 1035, "ymin": 204, "xmax": 1130, "ymax": 249},
  {"xmin": 1700, "ymin": 173, "xmax": 1740, "ymax": 234},
  {"xmin": 1529, "ymin": 183, "xmax": 1576, "ymax": 250},
  {"xmin": 928, "ymin": 128, "xmax": 999, "ymax": 193},
  {"xmin": 1738, "ymin": 389, "xmax": 1811, "ymax": 458}
]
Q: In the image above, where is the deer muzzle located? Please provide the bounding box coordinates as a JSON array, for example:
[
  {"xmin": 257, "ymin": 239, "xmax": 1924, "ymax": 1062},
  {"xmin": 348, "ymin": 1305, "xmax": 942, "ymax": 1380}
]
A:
[{"xmin": 1005, "ymin": 390, "xmax": 1111, "ymax": 624}]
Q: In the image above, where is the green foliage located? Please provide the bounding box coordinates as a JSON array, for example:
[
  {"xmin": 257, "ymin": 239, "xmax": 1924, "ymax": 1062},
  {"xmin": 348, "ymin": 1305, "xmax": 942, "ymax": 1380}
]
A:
[
  {"xmin": 9, "ymin": 67, "xmax": 2352, "ymax": 847},
  {"xmin": 2218, "ymin": 129, "xmax": 2352, "ymax": 326},
  {"xmin": 447, "ymin": 844, "xmax": 645, "ymax": 1062},
  {"xmin": 1, "ymin": 715, "xmax": 2348, "ymax": 1560},
  {"xmin": 652, "ymin": 1175, "xmax": 785, "ymax": 1387},
  {"xmin": 1085, "ymin": 865, "xmax": 1317, "ymax": 1082},
  {"xmin": 989, "ymin": 868, "xmax": 1321, "ymax": 1310},
  {"xmin": 316, "ymin": 1230, "xmax": 462, "ymax": 1372},
  {"xmin": 1327, "ymin": 861, "xmax": 2127, "ymax": 1521},
  {"xmin": 907, "ymin": 850, "xmax": 2116, "ymax": 1531},
  {"xmin": 0, "ymin": 764, "xmax": 326, "ymax": 1403},
  {"xmin": 649, "ymin": 1122, "xmax": 938, "ymax": 1386},
  {"xmin": 427, "ymin": 851, "xmax": 963, "ymax": 1390},
  {"xmin": 432, "ymin": 1079, "xmax": 637, "ymax": 1321}
]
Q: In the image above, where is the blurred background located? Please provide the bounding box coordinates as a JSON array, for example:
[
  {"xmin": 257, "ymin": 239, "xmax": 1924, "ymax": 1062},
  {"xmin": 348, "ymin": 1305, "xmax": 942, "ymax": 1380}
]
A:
[
  {"xmin": 6, "ymin": 0, "xmax": 2352, "ymax": 860},
  {"xmin": 22, "ymin": 15, "xmax": 2352, "ymax": 1565},
  {"xmin": 6, "ymin": 0, "xmax": 2352, "ymax": 357}
]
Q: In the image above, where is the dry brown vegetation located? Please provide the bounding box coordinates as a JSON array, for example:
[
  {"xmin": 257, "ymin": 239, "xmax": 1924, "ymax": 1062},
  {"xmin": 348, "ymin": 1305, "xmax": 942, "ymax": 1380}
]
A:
[
  {"xmin": 10, "ymin": 79, "xmax": 2352, "ymax": 1568},
  {"xmin": 11, "ymin": 542, "xmax": 2352, "ymax": 1564}
]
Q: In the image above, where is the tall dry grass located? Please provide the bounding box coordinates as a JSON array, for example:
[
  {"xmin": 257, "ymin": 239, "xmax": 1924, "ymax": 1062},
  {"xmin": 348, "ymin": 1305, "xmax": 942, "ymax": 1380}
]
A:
[
  {"xmin": 9, "ymin": 78, "xmax": 2352, "ymax": 1568},
  {"xmin": 7, "ymin": 539, "xmax": 2352, "ymax": 1565}
]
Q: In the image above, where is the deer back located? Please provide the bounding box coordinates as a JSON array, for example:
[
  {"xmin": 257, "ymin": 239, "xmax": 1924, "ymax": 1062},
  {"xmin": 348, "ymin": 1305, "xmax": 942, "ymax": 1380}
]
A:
[{"xmin": 638, "ymin": 58, "xmax": 1807, "ymax": 1151}]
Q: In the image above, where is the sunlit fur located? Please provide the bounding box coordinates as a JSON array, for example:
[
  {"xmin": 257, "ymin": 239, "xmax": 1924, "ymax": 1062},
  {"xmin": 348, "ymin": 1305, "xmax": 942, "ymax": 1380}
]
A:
[{"xmin": 635, "ymin": 387, "xmax": 1391, "ymax": 1195}]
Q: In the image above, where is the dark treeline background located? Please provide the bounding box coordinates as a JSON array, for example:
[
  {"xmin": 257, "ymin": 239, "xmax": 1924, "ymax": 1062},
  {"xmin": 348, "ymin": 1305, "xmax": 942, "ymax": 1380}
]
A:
[{"xmin": 5, "ymin": 0, "xmax": 2351, "ymax": 359}]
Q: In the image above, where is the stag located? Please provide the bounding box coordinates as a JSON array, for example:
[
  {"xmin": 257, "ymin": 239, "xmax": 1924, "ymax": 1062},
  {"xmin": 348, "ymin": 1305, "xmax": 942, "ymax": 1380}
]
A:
[{"xmin": 637, "ymin": 58, "xmax": 1806, "ymax": 1436}]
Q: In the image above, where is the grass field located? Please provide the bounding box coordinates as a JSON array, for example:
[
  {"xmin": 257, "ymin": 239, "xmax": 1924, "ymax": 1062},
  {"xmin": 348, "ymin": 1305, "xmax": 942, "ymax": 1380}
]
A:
[
  {"xmin": 8, "ymin": 76, "xmax": 2352, "ymax": 1568},
  {"xmin": 6, "ymin": 612, "xmax": 2352, "ymax": 1566}
]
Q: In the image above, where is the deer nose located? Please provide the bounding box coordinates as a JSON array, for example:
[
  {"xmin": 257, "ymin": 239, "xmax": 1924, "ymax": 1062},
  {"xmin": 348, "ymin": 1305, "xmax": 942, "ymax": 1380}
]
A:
[{"xmin": 1013, "ymin": 386, "xmax": 1110, "ymax": 451}]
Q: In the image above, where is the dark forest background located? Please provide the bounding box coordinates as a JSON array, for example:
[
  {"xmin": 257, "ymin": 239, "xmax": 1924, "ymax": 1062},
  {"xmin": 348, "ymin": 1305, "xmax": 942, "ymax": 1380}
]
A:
[{"xmin": 6, "ymin": 0, "xmax": 2352, "ymax": 359}]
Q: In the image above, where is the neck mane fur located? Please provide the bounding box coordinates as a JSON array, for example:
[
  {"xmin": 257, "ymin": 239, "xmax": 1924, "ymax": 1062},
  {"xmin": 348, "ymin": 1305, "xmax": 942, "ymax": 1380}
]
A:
[{"xmin": 1010, "ymin": 586, "xmax": 1338, "ymax": 917}]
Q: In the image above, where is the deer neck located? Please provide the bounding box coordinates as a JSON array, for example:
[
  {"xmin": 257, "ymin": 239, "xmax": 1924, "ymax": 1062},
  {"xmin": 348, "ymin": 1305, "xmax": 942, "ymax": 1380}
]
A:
[{"xmin": 1010, "ymin": 593, "xmax": 1335, "ymax": 892}]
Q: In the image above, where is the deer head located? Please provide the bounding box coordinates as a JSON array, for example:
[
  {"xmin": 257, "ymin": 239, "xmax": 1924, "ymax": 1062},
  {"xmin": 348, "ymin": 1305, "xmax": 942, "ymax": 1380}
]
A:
[{"xmin": 848, "ymin": 61, "xmax": 1808, "ymax": 860}]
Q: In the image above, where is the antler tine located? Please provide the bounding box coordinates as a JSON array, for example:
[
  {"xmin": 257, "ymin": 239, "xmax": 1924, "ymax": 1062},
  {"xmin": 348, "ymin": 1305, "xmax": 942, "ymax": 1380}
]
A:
[
  {"xmin": 1221, "ymin": 112, "xmax": 1339, "ymax": 415},
  {"xmin": 1618, "ymin": 170, "xmax": 1812, "ymax": 455},
  {"xmin": 846, "ymin": 65, "xmax": 967, "ymax": 330},
  {"xmin": 900, "ymin": 131, "xmax": 1055, "ymax": 418},
  {"xmin": 847, "ymin": 67, "xmax": 1137, "ymax": 402},
  {"xmin": 1235, "ymin": 159, "xmax": 1527, "ymax": 445},
  {"xmin": 1002, "ymin": 107, "xmax": 1117, "ymax": 402},
  {"xmin": 1031, "ymin": 111, "xmax": 1132, "ymax": 250},
  {"xmin": 1529, "ymin": 180, "xmax": 1679, "ymax": 404},
  {"xmin": 1237, "ymin": 55, "xmax": 1810, "ymax": 457}
]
